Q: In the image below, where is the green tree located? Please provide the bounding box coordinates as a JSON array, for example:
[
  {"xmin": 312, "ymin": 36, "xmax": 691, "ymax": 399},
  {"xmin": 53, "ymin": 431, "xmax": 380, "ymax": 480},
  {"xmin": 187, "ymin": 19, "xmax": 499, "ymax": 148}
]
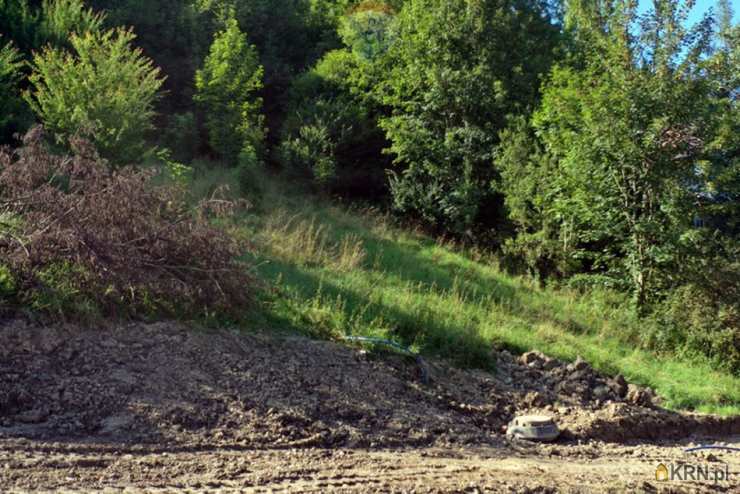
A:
[
  {"xmin": 702, "ymin": 0, "xmax": 739, "ymax": 234},
  {"xmin": 279, "ymin": 49, "xmax": 389, "ymax": 196},
  {"xmin": 195, "ymin": 17, "xmax": 264, "ymax": 164},
  {"xmin": 25, "ymin": 27, "xmax": 165, "ymax": 164},
  {"xmin": 279, "ymin": 1, "xmax": 396, "ymax": 197},
  {"xmin": 498, "ymin": 0, "xmax": 718, "ymax": 308},
  {"xmin": 376, "ymin": 0, "xmax": 560, "ymax": 236}
]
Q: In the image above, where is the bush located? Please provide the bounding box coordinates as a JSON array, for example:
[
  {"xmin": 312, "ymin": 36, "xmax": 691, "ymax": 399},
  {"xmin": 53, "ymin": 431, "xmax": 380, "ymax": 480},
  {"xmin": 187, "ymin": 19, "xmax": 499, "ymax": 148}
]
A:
[
  {"xmin": 0, "ymin": 264, "xmax": 16, "ymax": 298},
  {"xmin": 1, "ymin": 0, "xmax": 103, "ymax": 51},
  {"xmin": 39, "ymin": 0, "xmax": 104, "ymax": 47},
  {"xmin": 0, "ymin": 39, "xmax": 28, "ymax": 144},
  {"xmin": 236, "ymin": 143, "xmax": 263, "ymax": 200},
  {"xmin": 195, "ymin": 17, "xmax": 264, "ymax": 165},
  {"xmin": 0, "ymin": 0, "xmax": 41, "ymax": 53},
  {"xmin": 650, "ymin": 284, "xmax": 740, "ymax": 375},
  {"xmin": 338, "ymin": 0, "xmax": 397, "ymax": 61},
  {"xmin": 280, "ymin": 121, "xmax": 337, "ymax": 184},
  {"xmin": 0, "ymin": 127, "xmax": 252, "ymax": 322},
  {"xmin": 25, "ymin": 27, "xmax": 164, "ymax": 165},
  {"xmin": 279, "ymin": 48, "xmax": 389, "ymax": 198},
  {"xmin": 644, "ymin": 233, "xmax": 740, "ymax": 374}
]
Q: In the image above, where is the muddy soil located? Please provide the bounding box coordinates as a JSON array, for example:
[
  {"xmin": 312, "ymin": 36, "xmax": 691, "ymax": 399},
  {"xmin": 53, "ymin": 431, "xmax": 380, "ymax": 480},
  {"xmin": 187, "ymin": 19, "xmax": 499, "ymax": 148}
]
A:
[{"xmin": 1, "ymin": 320, "xmax": 738, "ymax": 492}]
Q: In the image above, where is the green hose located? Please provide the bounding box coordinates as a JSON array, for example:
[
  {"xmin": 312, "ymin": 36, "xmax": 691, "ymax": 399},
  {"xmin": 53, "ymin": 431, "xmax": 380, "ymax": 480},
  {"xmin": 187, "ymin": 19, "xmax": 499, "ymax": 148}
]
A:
[{"xmin": 343, "ymin": 335, "xmax": 430, "ymax": 384}]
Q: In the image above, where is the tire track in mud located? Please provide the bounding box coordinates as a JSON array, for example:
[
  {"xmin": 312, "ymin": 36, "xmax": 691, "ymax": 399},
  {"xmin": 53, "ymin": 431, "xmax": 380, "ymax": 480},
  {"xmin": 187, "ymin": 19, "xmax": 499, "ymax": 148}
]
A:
[{"xmin": 2, "ymin": 442, "xmax": 738, "ymax": 493}]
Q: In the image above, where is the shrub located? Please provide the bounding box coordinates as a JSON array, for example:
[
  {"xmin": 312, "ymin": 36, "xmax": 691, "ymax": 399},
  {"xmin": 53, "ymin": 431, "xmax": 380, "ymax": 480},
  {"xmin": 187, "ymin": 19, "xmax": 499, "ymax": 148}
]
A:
[
  {"xmin": 0, "ymin": 264, "xmax": 16, "ymax": 298},
  {"xmin": 279, "ymin": 48, "xmax": 389, "ymax": 198},
  {"xmin": 650, "ymin": 284, "xmax": 739, "ymax": 375},
  {"xmin": 0, "ymin": 39, "xmax": 28, "ymax": 143},
  {"xmin": 236, "ymin": 144, "xmax": 263, "ymax": 201},
  {"xmin": 39, "ymin": 0, "xmax": 104, "ymax": 47},
  {"xmin": 280, "ymin": 122, "xmax": 337, "ymax": 184},
  {"xmin": 0, "ymin": 127, "xmax": 252, "ymax": 322},
  {"xmin": 25, "ymin": 27, "xmax": 164, "ymax": 165},
  {"xmin": 0, "ymin": 0, "xmax": 41, "ymax": 52},
  {"xmin": 644, "ymin": 233, "xmax": 740, "ymax": 374},
  {"xmin": 155, "ymin": 147, "xmax": 194, "ymax": 187},
  {"xmin": 1, "ymin": 0, "xmax": 102, "ymax": 51},
  {"xmin": 195, "ymin": 17, "xmax": 264, "ymax": 165},
  {"xmin": 338, "ymin": 0, "xmax": 397, "ymax": 61}
]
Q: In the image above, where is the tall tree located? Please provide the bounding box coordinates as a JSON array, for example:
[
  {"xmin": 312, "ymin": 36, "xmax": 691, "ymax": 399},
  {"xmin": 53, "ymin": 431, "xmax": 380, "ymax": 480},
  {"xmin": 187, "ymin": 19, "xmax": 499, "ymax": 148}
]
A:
[
  {"xmin": 376, "ymin": 0, "xmax": 560, "ymax": 237},
  {"xmin": 498, "ymin": 0, "xmax": 719, "ymax": 308},
  {"xmin": 194, "ymin": 17, "xmax": 264, "ymax": 164}
]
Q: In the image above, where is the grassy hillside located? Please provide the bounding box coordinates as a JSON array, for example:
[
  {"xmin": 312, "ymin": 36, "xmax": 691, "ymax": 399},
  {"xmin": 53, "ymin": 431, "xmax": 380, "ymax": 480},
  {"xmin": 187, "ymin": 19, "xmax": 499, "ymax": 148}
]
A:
[{"xmin": 193, "ymin": 165, "xmax": 739, "ymax": 415}]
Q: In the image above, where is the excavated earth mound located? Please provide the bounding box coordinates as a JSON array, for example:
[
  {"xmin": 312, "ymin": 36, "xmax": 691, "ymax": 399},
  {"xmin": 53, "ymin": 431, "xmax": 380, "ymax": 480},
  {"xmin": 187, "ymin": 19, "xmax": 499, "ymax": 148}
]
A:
[{"xmin": 1, "ymin": 319, "xmax": 737, "ymax": 449}]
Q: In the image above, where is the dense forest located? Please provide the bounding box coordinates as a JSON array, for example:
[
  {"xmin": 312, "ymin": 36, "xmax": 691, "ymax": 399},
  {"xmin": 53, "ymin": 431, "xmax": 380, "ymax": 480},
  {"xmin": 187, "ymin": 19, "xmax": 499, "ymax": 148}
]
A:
[{"xmin": 0, "ymin": 0, "xmax": 738, "ymax": 375}]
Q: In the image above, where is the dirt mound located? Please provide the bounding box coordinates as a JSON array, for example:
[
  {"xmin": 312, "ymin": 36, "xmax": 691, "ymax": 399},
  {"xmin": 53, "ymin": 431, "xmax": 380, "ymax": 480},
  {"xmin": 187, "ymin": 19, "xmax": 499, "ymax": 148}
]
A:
[
  {"xmin": 495, "ymin": 350, "xmax": 740, "ymax": 442},
  {"xmin": 0, "ymin": 320, "xmax": 737, "ymax": 448}
]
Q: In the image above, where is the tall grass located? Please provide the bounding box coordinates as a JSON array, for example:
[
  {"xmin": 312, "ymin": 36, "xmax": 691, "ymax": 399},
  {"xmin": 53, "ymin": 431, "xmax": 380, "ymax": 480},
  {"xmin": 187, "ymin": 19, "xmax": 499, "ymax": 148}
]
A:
[
  {"xmin": 260, "ymin": 211, "xmax": 367, "ymax": 272},
  {"xmin": 195, "ymin": 167, "xmax": 740, "ymax": 415}
]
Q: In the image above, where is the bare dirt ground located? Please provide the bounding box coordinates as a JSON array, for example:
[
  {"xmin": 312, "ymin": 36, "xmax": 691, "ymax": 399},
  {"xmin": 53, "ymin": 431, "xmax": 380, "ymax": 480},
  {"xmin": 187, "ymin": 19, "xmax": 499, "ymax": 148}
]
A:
[{"xmin": 1, "ymin": 320, "xmax": 738, "ymax": 492}]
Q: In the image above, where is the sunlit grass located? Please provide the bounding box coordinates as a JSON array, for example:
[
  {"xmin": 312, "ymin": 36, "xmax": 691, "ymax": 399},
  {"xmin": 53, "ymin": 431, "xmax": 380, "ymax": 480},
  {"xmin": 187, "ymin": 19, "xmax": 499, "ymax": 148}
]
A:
[{"xmin": 195, "ymin": 168, "xmax": 740, "ymax": 415}]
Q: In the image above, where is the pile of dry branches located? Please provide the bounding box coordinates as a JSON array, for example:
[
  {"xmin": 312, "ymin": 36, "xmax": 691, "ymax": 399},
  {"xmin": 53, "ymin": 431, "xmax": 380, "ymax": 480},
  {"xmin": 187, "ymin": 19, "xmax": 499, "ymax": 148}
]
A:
[{"xmin": 0, "ymin": 127, "xmax": 251, "ymax": 321}]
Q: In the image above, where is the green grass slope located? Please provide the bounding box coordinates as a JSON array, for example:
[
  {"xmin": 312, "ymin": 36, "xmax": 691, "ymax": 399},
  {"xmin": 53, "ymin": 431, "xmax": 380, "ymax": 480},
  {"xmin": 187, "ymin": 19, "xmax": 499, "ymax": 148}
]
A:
[{"xmin": 195, "ymin": 166, "xmax": 739, "ymax": 415}]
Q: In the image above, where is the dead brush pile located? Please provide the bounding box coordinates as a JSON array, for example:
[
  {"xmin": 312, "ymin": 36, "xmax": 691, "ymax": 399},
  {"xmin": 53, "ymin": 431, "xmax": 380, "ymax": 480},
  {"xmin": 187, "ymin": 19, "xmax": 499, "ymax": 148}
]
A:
[{"xmin": 0, "ymin": 127, "xmax": 251, "ymax": 321}]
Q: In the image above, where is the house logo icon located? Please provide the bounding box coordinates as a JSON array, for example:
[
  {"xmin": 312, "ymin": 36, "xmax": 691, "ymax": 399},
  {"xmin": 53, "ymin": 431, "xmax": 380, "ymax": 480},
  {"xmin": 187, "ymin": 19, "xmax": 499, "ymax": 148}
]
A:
[{"xmin": 656, "ymin": 463, "xmax": 669, "ymax": 481}]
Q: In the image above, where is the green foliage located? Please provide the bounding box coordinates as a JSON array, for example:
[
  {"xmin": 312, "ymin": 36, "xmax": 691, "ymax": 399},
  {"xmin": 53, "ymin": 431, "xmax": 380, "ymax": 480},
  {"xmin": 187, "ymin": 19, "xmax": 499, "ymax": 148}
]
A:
[
  {"xmin": 200, "ymin": 0, "xmax": 347, "ymax": 84},
  {"xmin": 26, "ymin": 261, "xmax": 101, "ymax": 321},
  {"xmin": 281, "ymin": 122, "xmax": 337, "ymax": 184},
  {"xmin": 90, "ymin": 0, "xmax": 212, "ymax": 116},
  {"xmin": 649, "ymin": 230, "xmax": 740, "ymax": 374},
  {"xmin": 1, "ymin": 0, "xmax": 104, "ymax": 52},
  {"xmin": 495, "ymin": 116, "xmax": 576, "ymax": 280},
  {"xmin": 376, "ymin": 0, "xmax": 560, "ymax": 236},
  {"xmin": 0, "ymin": 264, "xmax": 16, "ymax": 298},
  {"xmin": 279, "ymin": 43, "xmax": 389, "ymax": 197},
  {"xmin": 237, "ymin": 143, "xmax": 263, "ymax": 200},
  {"xmin": 496, "ymin": 1, "xmax": 740, "ymax": 370},
  {"xmin": 0, "ymin": 40, "xmax": 27, "ymax": 142},
  {"xmin": 702, "ymin": 1, "xmax": 740, "ymax": 236},
  {"xmin": 0, "ymin": 0, "xmax": 105, "ymax": 144},
  {"xmin": 499, "ymin": 1, "xmax": 719, "ymax": 307},
  {"xmin": 0, "ymin": 0, "xmax": 41, "ymax": 52},
  {"xmin": 648, "ymin": 243, "xmax": 739, "ymax": 375},
  {"xmin": 156, "ymin": 148, "xmax": 195, "ymax": 186},
  {"xmin": 339, "ymin": 1, "xmax": 397, "ymax": 60},
  {"xmin": 25, "ymin": 27, "xmax": 165, "ymax": 164},
  {"xmin": 195, "ymin": 17, "xmax": 264, "ymax": 165},
  {"xmin": 39, "ymin": 0, "xmax": 105, "ymax": 47}
]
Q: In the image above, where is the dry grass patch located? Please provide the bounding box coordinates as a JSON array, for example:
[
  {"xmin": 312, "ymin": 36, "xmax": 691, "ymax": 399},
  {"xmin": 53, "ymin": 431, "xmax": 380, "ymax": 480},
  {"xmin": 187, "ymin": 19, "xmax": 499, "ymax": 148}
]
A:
[{"xmin": 260, "ymin": 210, "xmax": 366, "ymax": 272}]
